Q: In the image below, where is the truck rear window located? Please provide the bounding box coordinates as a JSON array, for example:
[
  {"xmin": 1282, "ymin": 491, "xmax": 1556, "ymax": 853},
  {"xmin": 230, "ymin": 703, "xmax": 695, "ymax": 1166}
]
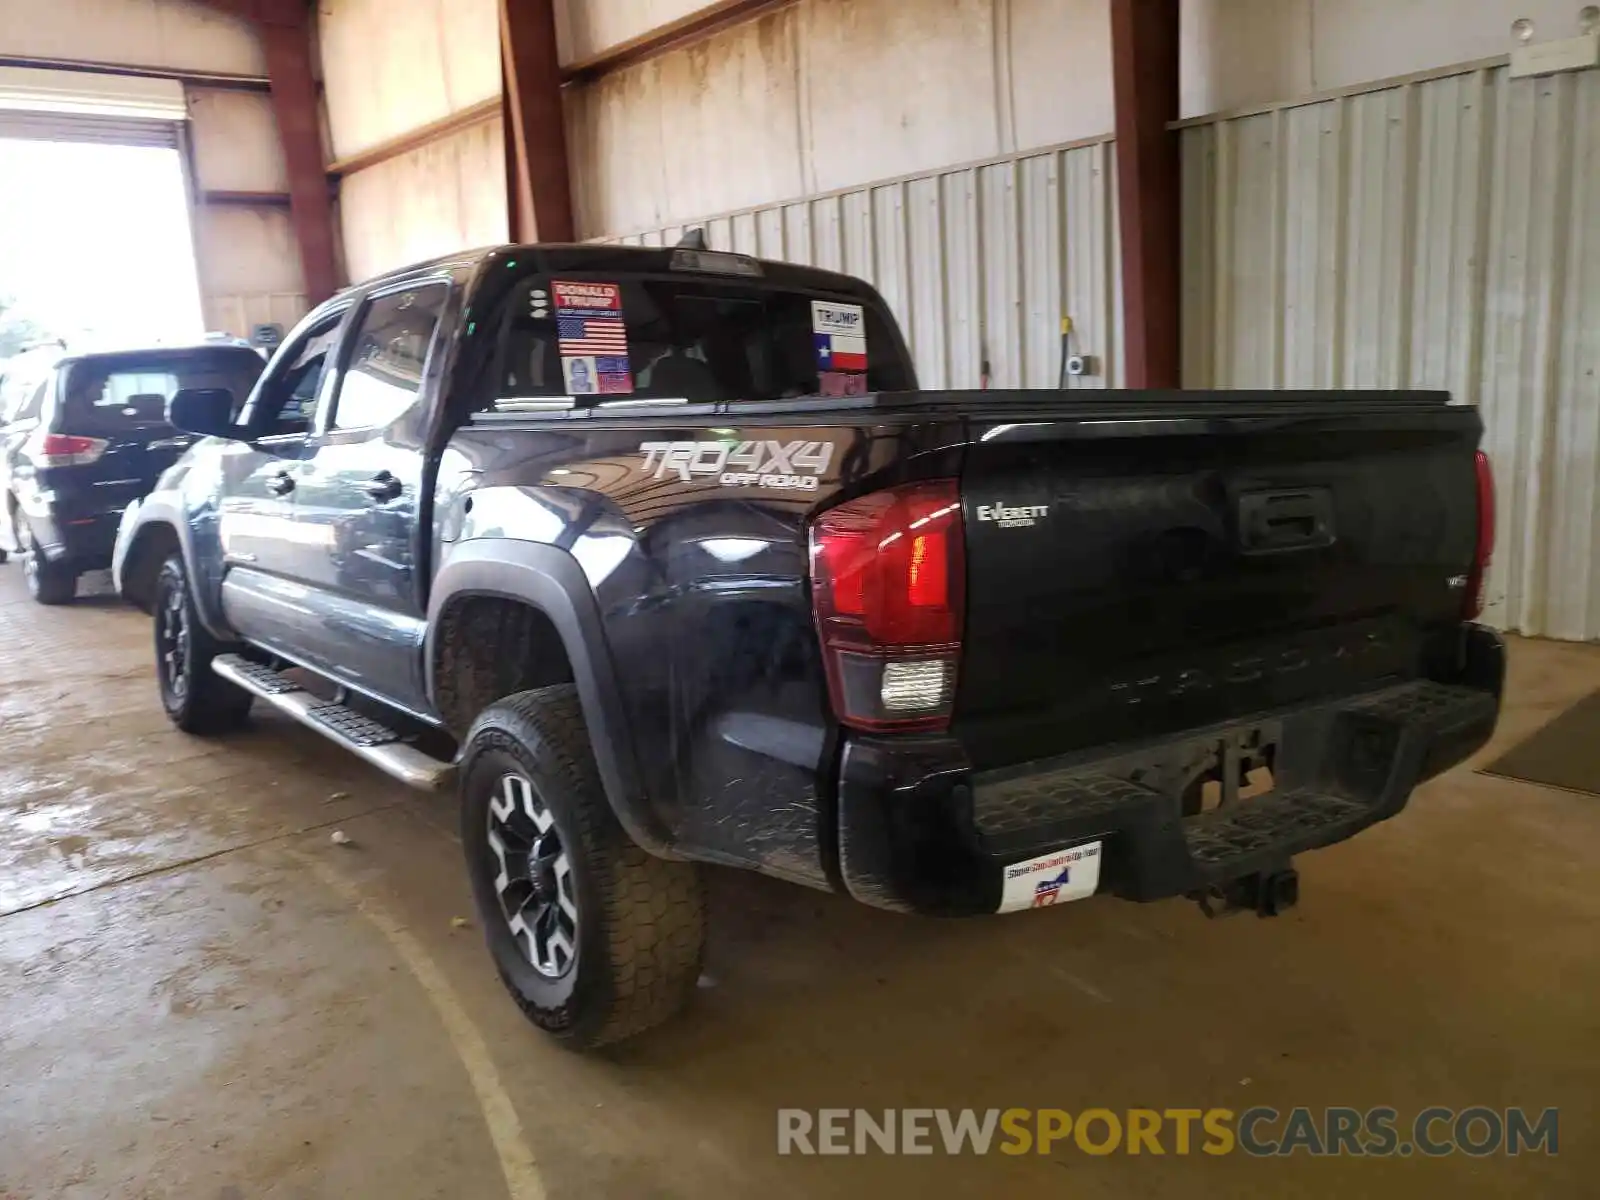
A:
[
  {"xmin": 59, "ymin": 347, "xmax": 264, "ymax": 435},
  {"xmin": 490, "ymin": 275, "xmax": 911, "ymax": 408}
]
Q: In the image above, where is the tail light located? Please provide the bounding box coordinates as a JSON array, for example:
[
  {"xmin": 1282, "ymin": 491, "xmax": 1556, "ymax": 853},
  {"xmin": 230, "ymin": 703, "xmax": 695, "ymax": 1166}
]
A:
[
  {"xmin": 29, "ymin": 432, "xmax": 108, "ymax": 467},
  {"xmin": 1464, "ymin": 449, "xmax": 1495, "ymax": 620},
  {"xmin": 809, "ymin": 479, "xmax": 964, "ymax": 731}
]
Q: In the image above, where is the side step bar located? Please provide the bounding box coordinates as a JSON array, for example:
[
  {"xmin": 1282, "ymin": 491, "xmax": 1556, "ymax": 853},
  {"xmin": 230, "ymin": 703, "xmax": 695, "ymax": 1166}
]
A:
[{"xmin": 212, "ymin": 654, "xmax": 455, "ymax": 792}]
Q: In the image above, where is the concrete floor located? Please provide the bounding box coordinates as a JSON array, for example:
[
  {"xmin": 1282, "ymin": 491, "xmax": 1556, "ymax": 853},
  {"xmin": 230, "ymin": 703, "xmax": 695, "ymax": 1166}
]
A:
[{"xmin": 1, "ymin": 568, "xmax": 1597, "ymax": 1200}]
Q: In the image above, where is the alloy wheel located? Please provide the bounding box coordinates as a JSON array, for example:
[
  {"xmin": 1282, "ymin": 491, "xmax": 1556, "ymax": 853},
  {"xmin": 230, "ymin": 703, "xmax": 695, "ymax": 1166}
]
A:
[
  {"xmin": 486, "ymin": 772, "xmax": 578, "ymax": 978},
  {"xmin": 159, "ymin": 582, "xmax": 191, "ymax": 699}
]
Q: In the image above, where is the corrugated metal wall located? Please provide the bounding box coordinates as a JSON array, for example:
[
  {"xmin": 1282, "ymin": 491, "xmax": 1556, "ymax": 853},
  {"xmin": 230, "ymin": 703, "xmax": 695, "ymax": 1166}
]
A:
[
  {"xmin": 0, "ymin": 0, "xmax": 263, "ymax": 76},
  {"xmin": 1182, "ymin": 63, "xmax": 1600, "ymax": 641},
  {"xmin": 318, "ymin": 0, "xmax": 503, "ymax": 283},
  {"xmin": 612, "ymin": 138, "xmax": 1125, "ymax": 391},
  {"xmin": 566, "ymin": 0, "xmax": 1118, "ymax": 242},
  {"xmin": 337, "ymin": 115, "xmax": 507, "ymax": 285}
]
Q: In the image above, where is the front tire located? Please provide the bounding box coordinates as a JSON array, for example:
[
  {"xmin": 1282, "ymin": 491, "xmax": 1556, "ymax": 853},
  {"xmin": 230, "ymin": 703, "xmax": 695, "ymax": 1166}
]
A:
[
  {"xmin": 461, "ymin": 686, "xmax": 705, "ymax": 1048},
  {"xmin": 153, "ymin": 553, "xmax": 252, "ymax": 734}
]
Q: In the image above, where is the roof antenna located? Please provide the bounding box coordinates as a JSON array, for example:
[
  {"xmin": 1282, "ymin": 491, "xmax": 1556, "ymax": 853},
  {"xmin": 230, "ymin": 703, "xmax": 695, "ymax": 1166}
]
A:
[{"xmin": 677, "ymin": 227, "xmax": 708, "ymax": 250}]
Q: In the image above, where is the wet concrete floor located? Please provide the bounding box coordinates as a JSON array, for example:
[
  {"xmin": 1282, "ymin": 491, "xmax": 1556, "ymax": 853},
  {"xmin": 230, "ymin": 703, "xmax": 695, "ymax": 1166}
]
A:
[{"xmin": 1, "ymin": 568, "xmax": 1597, "ymax": 1198}]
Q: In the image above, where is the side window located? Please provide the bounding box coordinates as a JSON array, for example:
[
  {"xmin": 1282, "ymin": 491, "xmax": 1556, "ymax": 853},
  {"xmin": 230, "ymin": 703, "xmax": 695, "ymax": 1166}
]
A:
[
  {"xmin": 332, "ymin": 284, "xmax": 447, "ymax": 431},
  {"xmin": 98, "ymin": 371, "xmax": 178, "ymax": 407},
  {"xmin": 246, "ymin": 311, "xmax": 345, "ymax": 437},
  {"xmin": 97, "ymin": 371, "xmax": 178, "ymax": 423}
]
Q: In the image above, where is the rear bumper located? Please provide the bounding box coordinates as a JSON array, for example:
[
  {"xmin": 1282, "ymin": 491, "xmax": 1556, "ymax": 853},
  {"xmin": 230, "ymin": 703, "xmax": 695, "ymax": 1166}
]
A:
[
  {"xmin": 835, "ymin": 625, "xmax": 1505, "ymax": 916},
  {"xmin": 19, "ymin": 504, "xmax": 123, "ymax": 569}
]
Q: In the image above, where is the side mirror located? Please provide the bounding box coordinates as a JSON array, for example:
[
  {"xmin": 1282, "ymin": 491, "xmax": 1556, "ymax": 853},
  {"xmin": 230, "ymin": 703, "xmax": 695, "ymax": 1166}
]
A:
[{"xmin": 167, "ymin": 387, "xmax": 240, "ymax": 439}]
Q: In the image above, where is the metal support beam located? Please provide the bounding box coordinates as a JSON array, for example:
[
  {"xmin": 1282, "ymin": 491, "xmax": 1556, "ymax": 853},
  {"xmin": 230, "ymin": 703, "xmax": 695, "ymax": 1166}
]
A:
[
  {"xmin": 202, "ymin": 189, "xmax": 294, "ymax": 207},
  {"xmin": 0, "ymin": 53, "xmax": 270, "ymax": 92},
  {"xmin": 257, "ymin": 14, "xmax": 340, "ymax": 304},
  {"xmin": 327, "ymin": 97, "xmax": 500, "ymax": 178},
  {"xmin": 500, "ymin": 0, "xmax": 574, "ymax": 243},
  {"xmin": 1110, "ymin": 0, "xmax": 1181, "ymax": 388},
  {"xmin": 198, "ymin": 0, "xmax": 340, "ymax": 303}
]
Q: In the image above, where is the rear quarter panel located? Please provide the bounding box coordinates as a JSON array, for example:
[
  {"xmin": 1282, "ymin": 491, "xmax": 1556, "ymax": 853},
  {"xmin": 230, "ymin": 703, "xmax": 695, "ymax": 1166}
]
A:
[{"xmin": 435, "ymin": 413, "xmax": 963, "ymax": 887}]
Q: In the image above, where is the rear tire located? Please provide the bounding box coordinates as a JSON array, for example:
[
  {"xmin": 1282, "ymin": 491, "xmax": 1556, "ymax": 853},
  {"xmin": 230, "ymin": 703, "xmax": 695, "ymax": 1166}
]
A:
[
  {"xmin": 24, "ymin": 533, "xmax": 75, "ymax": 605},
  {"xmin": 461, "ymin": 685, "xmax": 705, "ymax": 1049},
  {"xmin": 153, "ymin": 553, "xmax": 252, "ymax": 734}
]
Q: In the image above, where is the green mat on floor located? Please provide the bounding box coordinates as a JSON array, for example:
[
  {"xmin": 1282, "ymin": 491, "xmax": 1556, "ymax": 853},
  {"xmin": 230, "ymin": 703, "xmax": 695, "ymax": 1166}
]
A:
[{"xmin": 1481, "ymin": 689, "xmax": 1600, "ymax": 798}]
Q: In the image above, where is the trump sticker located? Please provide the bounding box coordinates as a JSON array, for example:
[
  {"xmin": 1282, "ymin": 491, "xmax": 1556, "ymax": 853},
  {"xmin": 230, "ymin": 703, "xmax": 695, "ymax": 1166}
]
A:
[{"xmin": 812, "ymin": 300, "xmax": 867, "ymax": 373}]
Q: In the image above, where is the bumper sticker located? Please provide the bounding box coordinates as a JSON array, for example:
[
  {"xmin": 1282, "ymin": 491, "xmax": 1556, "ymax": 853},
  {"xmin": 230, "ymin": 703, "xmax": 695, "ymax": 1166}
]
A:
[
  {"xmin": 812, "ymin": 300, "xmax": 867, "ymax": 374},
  {"xmin": 998, "ymin": 841, "xmax": 1102, "ymax": 913},
  {"xmin": 562, "ymin": 355, "xmax": 633, "ymax": 395},
  {"xmin": 820, "ymin": 370, "xmax": 868, "ymax": 397},
  {"xmin": 553, "ymin": 280, "xmax": 633, "ymax": 393}
]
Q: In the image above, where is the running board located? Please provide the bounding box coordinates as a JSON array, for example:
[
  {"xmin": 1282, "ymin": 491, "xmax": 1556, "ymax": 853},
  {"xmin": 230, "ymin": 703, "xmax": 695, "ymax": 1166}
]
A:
[{"xmin": 212, "ymin": 654, "xmax": 455, "ymax": 792}]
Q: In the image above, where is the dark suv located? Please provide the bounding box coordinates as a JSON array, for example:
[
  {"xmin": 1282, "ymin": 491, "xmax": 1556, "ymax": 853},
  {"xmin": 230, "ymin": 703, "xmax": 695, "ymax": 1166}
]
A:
[{"xmin": 1, "ymin": 345, "xmax": 264, "ymax": 603}]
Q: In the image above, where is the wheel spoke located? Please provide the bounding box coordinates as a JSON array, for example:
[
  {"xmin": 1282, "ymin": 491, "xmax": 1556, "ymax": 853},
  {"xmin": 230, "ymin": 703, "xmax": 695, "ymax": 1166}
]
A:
[
  {"xmin": 544, "ymin": 928, "xmax": 574, "ymax": 973},
  {"xmin": 486, "ymin": 828, "xmax": 513, "ymax": 894},
  {"xmin": 489, "ymin": 774, "xmax": 517, "ymax": 822},
  {"xmin": 158, "ymin": 586, "xmax": 191, "ymax": 700},
  {"xmin": 485, "ymin": 771, "xmax": 576, "ymax": 979},
  {"xmin": 555, "ymin": 856, "xmax": 577, "ymax": 922}
]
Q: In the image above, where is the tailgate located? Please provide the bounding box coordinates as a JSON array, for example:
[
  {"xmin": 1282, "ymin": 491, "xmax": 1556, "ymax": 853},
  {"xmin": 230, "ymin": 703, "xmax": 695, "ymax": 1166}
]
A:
[
  {"xmin": 47, "ymin": 417, "xmax": 194, "ymax": 511},
  {"xmin": 954, "ymin": 396, "xmax": 1484, "ymax": 770}
]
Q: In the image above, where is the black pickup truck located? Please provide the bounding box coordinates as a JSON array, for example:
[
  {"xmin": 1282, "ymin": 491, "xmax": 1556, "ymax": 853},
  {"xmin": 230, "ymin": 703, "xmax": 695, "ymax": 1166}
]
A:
[{"xmin": 113, "ymin": 243, "xmax": 1503, "ymax": 1047}]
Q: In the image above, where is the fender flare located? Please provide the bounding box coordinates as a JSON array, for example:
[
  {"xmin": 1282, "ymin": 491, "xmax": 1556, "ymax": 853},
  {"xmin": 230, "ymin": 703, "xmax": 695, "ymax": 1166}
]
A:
[
  {"xmin": 426, "ymin": 538, "xmax": 676, "ymax": 858},
  {"xmin": 114, "ymin": 493, "xmax": 234, "ymax": 641}
]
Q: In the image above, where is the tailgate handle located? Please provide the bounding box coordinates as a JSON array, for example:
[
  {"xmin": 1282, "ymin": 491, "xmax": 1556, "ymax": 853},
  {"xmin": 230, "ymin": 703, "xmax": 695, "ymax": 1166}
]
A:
[{"xmin": 1237, "ymin": 489, "xmax": 1335, "ymax": 554}]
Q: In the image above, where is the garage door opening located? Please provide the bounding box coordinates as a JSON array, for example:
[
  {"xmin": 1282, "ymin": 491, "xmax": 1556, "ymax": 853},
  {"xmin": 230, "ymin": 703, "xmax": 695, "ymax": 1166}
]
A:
[
  {"xmin": 0, "ymin": 66, "xmax": 205, "ymax": 360},
  {"xmin": 0, "ymin": 137, "xmax": 205, "ymax": 355}
]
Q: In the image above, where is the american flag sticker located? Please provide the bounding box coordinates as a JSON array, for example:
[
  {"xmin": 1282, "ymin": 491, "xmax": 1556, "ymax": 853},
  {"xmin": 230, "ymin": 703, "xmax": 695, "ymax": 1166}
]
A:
[{"xmin": 553, "ymin": 280, "xmax": 632, "ymax": 392}]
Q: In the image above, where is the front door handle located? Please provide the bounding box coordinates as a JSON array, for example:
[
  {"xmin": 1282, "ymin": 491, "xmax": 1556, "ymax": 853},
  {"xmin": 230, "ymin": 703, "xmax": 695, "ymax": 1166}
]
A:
[
  {"xmin": 364, "ymin": 471, "xmax": 402, "ymax": 502},
  {"xmin": 266, "ymin": 470, "xmax": 296, "ymax": 496}
]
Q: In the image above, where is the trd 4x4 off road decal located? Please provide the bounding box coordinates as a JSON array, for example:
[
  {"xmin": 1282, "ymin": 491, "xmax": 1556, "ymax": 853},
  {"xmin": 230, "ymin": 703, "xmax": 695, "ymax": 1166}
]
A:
[{"xmin": 639, "ymin": 440, "xmax": 835, "ymax": 491}]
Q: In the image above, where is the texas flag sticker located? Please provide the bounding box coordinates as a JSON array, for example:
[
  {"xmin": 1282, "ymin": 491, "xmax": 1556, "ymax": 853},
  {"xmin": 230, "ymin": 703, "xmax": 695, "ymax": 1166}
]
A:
[{"xmin": 812, "ymin": 300, "xmax": 868, "ymax": 373}]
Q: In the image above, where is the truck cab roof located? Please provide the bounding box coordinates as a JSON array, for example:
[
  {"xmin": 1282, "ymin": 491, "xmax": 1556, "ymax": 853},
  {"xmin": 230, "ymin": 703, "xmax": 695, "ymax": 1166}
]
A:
[{"xmin": 345, "ymin": 242, "xmax": 887, "ymax": 306}]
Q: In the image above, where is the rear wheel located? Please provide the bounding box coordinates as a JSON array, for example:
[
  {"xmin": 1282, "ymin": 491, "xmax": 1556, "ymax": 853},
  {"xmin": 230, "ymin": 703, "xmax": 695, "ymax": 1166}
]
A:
[
  {"xmin": 153, "ymin": 553, "xmax": 252, "ymax": 734},
  {"xmin": 24, "ymin": 533, "xmax": 76, "ymax": 605},
  {"xmin": 461, "ymin": 686, "xmax": 705, "ymax": 1048}
]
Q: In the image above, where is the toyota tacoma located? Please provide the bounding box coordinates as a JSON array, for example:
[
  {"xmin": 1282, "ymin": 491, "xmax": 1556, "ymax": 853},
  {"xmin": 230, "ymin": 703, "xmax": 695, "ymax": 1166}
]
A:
[{"xmin": 114, "ymin": 243, "xmax": 1504, "ymax": 1047}]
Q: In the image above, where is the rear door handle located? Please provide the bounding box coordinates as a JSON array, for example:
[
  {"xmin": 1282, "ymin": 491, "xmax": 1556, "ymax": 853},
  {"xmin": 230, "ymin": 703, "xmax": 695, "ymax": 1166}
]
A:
[
  {"xmin": 266, "ymin": 471, "xmax": 296, "ymax": 496},
  {"xmin": 363, "ymin": 471, "xmax": 402, "ymax": 502}
]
